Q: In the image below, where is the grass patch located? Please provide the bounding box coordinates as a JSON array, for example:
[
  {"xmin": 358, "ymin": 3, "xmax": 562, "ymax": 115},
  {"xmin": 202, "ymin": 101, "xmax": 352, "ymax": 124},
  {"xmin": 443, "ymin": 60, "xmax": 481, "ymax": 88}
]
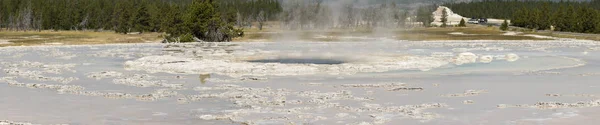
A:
[
  {"xmin": 531, "ymin": 32, "xmax": 600, "ymax": 41},
  {"xmin": 395, "ymin": 27, "xmax": 551, "ymax": 41},
  {"xmin": 1, "ymin": 24, "xmax": 567, "ymax": 47},
  {"xmin": 0, "ymin": 31, "xmax": 162, "ymax": 47},
  {"xmin": 234, "ymin": 25, "xmax": 552, "ymax": 42}
]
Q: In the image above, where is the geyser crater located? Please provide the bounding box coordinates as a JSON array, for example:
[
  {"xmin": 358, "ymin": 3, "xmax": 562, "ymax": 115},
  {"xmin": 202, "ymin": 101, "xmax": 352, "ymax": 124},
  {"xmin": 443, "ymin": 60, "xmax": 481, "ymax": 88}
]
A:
[
  {"xmin": 244, "ymin": 53, "xmax": 360, "ymax": 65},
  {"xmin": 247, "ymin": 58, "xmax": 348, "ymax": 64}
]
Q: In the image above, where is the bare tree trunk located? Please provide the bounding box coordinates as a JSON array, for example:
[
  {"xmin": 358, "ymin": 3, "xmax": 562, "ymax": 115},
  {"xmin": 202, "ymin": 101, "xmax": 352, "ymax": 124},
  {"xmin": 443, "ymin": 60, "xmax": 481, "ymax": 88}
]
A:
[
  {"xmin": 245, "ymin": 16, "xmax": 253, "ymax": 28},
  {"xmin": 236, "ymin": 12, "xmax": 242, "ymax": 27},
  {"xmin": 257, "ymin": 10, "xmax": 265, "ymax": 30},
  {"xmin": 21, "ymin": 6, "xmax": 33, "ymax": 31},
  {"xmin": 79, "ymin": 14, "xmax": 89, "ymax": 31},
  {"xmin": 37, "ymin": 13, "xmax": 43, "ymax": 32},
  {"xmin": 8, "ymin": 14, "xmax": 13, "ymax": 31},
  {"xmin": 0, "ymin": 14, "xmax": 3, "ymax": 31}
]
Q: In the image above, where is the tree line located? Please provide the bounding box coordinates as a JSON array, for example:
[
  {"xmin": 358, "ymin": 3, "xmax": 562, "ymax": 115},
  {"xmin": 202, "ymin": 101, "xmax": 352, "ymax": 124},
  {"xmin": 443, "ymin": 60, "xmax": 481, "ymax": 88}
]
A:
[
  {"xmin": 219, "ymin": 0, "xmax": 282, "ymax": 30},
  {"xmin": 441, "ymin": 0, "xmax": 600, "ymax": 33},
  {"xmin": 415, "ymin": 4, "xmax": 436, "ymax": 27},
  {"xmin": 0, "ymin": 0, "xmax": 282, "ymax": 42}
]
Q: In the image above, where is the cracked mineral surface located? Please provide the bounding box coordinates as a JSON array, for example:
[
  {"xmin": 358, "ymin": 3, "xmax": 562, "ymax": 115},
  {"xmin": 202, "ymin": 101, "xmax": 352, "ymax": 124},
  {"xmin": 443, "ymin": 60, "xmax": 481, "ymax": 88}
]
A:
[{"xmin": 1, "ymin": 40, "xmax": 600, "ymax": 125}]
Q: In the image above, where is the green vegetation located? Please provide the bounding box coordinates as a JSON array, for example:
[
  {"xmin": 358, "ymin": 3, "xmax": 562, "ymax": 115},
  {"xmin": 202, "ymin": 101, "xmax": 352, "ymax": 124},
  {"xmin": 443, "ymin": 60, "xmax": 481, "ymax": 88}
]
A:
[
  {"xmin": 179, "ymin": 33, "xmax": 194, "ymax": 42},
  {"xmin": 184, "ymin": 0, "xmax": 235, "ymax": 42},
  {"xmin": 444, "ymin": 0, "xmax": 600, "ymax": 19},
  {"xmin": 219, "ymin": 0, "xmax": 282, "ymax": 29},
  {"xmin": 441, "ymin": 9, "xmax": 448, "ymax": 27},
  {"xmin": 416, "ymin": 5, "xmax": 436, "ymax": 27},
  {"xmin": 512, "ymin": 4, "xmax": 599, "ymax": 33},
  {"xmin": 441, "ymin": 0, "xmax": 600, "ymax": 34},
  {"xmin": 500, "ymin": 20, "xmax": 508, "ymax": 31},
  {"xmin": 0, "ymin": 0, "xmax": 282, "ymax": 42},
  {"xmin": 458, "ymin": 19, "xmax": 466, "ymax": 27}
]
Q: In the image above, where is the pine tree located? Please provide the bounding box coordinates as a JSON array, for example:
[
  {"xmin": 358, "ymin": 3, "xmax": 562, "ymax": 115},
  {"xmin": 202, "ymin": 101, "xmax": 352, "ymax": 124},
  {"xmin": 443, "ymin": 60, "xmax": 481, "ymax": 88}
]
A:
[
  {"xmin": 416, "ymin": 5, "xmax": 434, "ymax": 27},
  {"xmin": 553, "ymin": 5, "xmax": 567, "ymax": 31},
  {"xmin": 132, "ymin": 5, "xmax": 151, "ymax": 33},
  {"xmin": 115, "ymin": 5, "xmax": 131, "ymax": 34},
  {"xmin": 530, "ymin": 8, "xmax": 541, "ymax": 30},
  {"xmin": 113, "ymin": 0, "xmax": 132, "ymax": 34},
  {"xmin": 162, "ymin": 4, "xmax": 188, "ymax": 41},
  {"xmin": 595, "ymin": 8, "xmax": 600, "ymax": 33},
  {"xmin": 184, "ymin": 0, "xmax": 241, "ymax": 42},
  {"xmin": 573, "ymin": 7, "xmax": 587, "ymax": 32},
  {"xmin": 539, "ymin": 3, "xmax": 551, "ymax": 30},
  {"xmin": 441, "ymin": 8, "xmax": 448, "ymax": 27},
  {"xmin": 146, "ymin": 3, "xmax": 162, "ymax": 32},
  {"xmin": 0, "ymin": 0, "xmax": 276, "ymax": 37},
  {"xmin": 512, "ymin": 7, "xmax": 529, "ymax": 28},
  {"xmin": 565, "ymin": 5, "xmax": 578, "ymax": 32},
  {"xmin": 115, "ymin": 13, "xmax": 130, "ymax": 34},
  {"xmin": 458, "ymin": 18, "xmax": 466, "ymax": 27},
  {"xmin": 185, "ymin": 0, "xmax": 218, "ymax": 41},
  {"xmin": 581, "ymin": 8, "xmax": 597, "ymax": 33},
  {"xmin": 500, "ymin": 19, "xmax": 509, "ymax": 31},
  {"xmin": 595, "ymin": 18, "xmax": 600, "ymax": 33}
]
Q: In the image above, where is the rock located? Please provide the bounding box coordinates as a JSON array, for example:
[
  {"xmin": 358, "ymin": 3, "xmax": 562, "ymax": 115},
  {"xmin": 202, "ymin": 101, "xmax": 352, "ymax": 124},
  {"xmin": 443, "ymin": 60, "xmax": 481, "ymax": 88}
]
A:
[
  {"xmin": 442, "ymin": 90, "xmax": 487, "ymax": 97},
  {"xmin": 177, "ymin": 98, "xmax": 190, "ymax": 104},
  {"xmin": 463, "ymin": 100, "xmax": 474, "ymax": 104},
  {"xmin": 136, "ymin": 89, "xmax": 178, "ymax": 101},
  {"xmin": 479, "ymin": 55, "xmax": 493, "ymax": 63},
  {"xmin": 86, "ymin": 71, "xmax": 123, "ymax": 80},
  {"xmin": 302, "ymin": 83, "xmax": 323, "ymax": 86},
  {"xmin": 452, "ymin": 52, "xmax": 478, "ymax": 65},
  {"xmin": 546, "ymin": 94, "xmax": 561, "ymax": 97},
  {"xmin": 0, "ymin": 120, "xmax": 38, "ymax": 125},
  {"xmin": 388, "ymin": 87, "xmax": 424, "ymax": 91},
  {"xmin": 112, "ymin": 74, "xmax": 183, "ymax": 89},
  {"xmin": 497, "ymin": 104, "xmax": 508, "ymax": 108},
  {"xmin": 240, "ymin": 77, "xmax": 268, "ymax": 81},
  {"xmin": 506, "ymin": 53, "xmax": 519, "ymax": 62},
  {"xmin": 528, "ymin": 100, "xmax": 600, "ymax": 109},
  {"xmin": 199, "ymin": 115, "xmax": 217, "ymax": 120},
  {"xmin": 3, "ymin": 65, "xmax": 78, "ymax": 84},
  {"xmin": 339, "ymin": 83, "xmax": 405, "ymax": 88}
]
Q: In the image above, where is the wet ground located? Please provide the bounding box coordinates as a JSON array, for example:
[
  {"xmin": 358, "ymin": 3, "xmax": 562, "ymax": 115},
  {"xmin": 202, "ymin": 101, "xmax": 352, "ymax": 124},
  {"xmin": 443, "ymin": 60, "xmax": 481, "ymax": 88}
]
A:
[{"xmin": 1, "ymin": 38, "xmax": 600, "ymax": 125}]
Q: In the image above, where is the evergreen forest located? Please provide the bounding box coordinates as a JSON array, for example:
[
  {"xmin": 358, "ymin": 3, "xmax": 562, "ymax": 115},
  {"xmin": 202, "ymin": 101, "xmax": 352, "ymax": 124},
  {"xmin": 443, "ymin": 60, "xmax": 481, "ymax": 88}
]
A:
[
  {"xmin": 442, "ymin": 0, "xmax": 600, "ymax": 33},
  {"xmin": 0, "ymin": 0, "xmax": 282, "ymax": 42}
]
